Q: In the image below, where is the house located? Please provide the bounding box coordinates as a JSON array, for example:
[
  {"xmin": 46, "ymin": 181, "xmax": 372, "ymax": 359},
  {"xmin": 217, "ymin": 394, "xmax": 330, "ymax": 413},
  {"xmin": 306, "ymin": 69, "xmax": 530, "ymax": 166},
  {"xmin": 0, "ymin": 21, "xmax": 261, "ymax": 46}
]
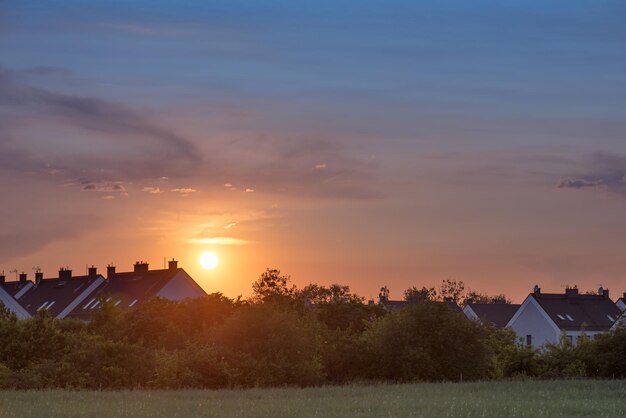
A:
[
  {"xmin": 0, "ymin": 260, "xmax": 207, "ymax": 320},
  {"xmin": 616, "ymin": 292, "xmax": 626, "ymax": 312},
  {"xmin": 507, "ymin": 285, "xmax": 622, "ymax": 348},
  {"xmin": 463, "ymin": 303, "xmax": 521, "ymax": 329},
  {"xmin": 0, "ymin": 273, "xmax": 32, "ymax": 319},
  {"xmin": 65, "ymin": 260, "xmax": 207, "ymax": 320},
  {"xmin": 17, "ymin": 268, "xmax": 105, "ymax": 319},
  {"xmin": 374, "ymin": 286, "xmax": 462, "ymax": 313}
]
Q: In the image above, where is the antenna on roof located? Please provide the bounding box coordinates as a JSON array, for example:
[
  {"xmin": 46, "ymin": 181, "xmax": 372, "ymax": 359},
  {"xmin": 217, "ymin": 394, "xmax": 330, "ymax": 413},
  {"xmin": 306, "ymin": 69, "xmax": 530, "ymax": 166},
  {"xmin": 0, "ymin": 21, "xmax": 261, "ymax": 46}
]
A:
[
  {"xmin": 32, "ymin": 266, "xmax": 41, "ymax": 273},
  {"xmin": 164, "ymin": 257, "xmax": 166, "ymax": 269},
  {"xmin": 10, "ymin": 269, "xmax": 18, "ymax": 280}
]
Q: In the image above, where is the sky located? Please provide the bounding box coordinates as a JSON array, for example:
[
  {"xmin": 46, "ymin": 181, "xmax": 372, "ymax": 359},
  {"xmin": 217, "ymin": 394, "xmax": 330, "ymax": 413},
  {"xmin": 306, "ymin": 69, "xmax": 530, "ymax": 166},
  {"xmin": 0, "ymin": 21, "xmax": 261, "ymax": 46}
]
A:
[{"xmin": 1, "ymin": 0, "xmax": 626, "ymax": 301}]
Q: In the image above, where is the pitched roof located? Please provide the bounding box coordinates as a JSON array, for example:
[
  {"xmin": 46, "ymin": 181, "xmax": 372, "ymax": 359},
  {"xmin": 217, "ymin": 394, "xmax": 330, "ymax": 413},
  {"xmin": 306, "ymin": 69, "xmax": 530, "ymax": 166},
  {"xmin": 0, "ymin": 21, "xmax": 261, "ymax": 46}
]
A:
[
  {"xmin": 465, "ymin": 303, "xmax": 520, "ymax": 328},
  {"xmin": 66, "ymin": 267, "xmax": 195, "ymax": 320},
  {"xmin": 18, "ymin": 274, "xmax": 104, "ymax": 318},
  {"xmin": 531, "ymin": 291, "xmax": 622, "ymax": 331},
  {"xmin": 1, "ymin": 280, "xmax": 33, "ymax": 299}
]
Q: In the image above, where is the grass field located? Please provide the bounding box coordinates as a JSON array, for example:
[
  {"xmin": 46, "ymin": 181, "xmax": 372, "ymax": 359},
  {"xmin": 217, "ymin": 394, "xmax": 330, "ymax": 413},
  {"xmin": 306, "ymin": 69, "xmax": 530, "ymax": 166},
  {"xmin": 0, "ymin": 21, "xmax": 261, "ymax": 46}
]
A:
[{"xmin": 0, "ymin": 380, "xmax": 624, "ymax": 418}]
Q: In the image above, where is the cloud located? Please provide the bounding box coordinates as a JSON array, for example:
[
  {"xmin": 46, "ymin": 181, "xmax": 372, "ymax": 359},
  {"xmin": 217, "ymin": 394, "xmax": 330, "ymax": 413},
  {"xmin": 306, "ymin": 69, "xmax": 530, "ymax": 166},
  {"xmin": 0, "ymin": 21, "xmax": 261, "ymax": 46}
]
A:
[
  {"xmin": 315, "ymin": 163, "xmax": 327, "ymax": 169},
  {"xmin": 556, "ymin": 179, "xmax": 604, "ymax": 189},
  {"xmin": 223, "ymin": 222, "xmax": 238, "ymax": 230},
  {"xmin": 79, "ymin": 180, "xmax": 128, "ymax": 195},
  {"xmin": 245, "ymin": 188, "xmax": 255, "ymax": 193},
  {"xmin": 189, "ymin": 237, "xmax": 252, "ymax": 245},
  {"xmin": 142, "ymin": 186, "xmax": 163, "ymax": 194},
  {"xmin": 171, "ymin": 188, "xmax": 197, "ymax": 197},
  {"xmin": 555, "ymin": 152, "xmax": 626, "ymax": 195},
  {"xmin": 0, "ymin": 67, "xmax": 200, "ymax": 183}
]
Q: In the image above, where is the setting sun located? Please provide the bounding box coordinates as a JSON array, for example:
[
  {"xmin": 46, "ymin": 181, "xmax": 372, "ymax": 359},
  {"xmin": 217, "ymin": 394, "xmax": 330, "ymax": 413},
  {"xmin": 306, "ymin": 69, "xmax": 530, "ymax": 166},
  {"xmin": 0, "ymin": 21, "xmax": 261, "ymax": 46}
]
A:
[{"xmin": 199, "ymin": 252, "xmax": 219, "ymax": 270}]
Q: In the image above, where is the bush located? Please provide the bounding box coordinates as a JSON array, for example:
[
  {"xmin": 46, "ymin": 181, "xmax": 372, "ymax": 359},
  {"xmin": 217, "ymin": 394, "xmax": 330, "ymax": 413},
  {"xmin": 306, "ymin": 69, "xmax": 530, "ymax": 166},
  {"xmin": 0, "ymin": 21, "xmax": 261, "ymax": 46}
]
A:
[{"xmin": 362, "ymin": 303, "xmax": 490, "ymax": 381}]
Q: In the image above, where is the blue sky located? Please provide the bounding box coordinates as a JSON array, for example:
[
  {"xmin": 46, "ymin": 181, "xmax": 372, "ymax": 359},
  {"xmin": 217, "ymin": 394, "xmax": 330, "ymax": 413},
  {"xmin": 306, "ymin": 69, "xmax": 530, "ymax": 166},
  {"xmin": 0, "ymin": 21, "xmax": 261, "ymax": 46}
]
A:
[{"xmin": 1, "ymin": 0, "xmax": 626, "ymax": 298}]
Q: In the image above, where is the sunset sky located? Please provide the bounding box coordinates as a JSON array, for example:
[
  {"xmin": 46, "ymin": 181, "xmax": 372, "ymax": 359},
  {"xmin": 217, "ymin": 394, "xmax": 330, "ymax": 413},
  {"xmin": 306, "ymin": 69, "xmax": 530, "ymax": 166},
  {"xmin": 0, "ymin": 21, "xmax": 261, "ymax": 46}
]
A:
[{"xmin": 1, "ymin": 1, "xmax": 626, "ymax": 301}]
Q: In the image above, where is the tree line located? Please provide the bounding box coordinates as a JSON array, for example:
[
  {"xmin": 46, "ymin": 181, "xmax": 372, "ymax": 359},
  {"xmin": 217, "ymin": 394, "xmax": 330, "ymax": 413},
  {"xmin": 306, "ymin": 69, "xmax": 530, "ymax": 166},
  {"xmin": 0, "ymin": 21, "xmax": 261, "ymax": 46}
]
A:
[{"xmin": 0, "ymin": 269, "xmax": 624, "ymax": 389}]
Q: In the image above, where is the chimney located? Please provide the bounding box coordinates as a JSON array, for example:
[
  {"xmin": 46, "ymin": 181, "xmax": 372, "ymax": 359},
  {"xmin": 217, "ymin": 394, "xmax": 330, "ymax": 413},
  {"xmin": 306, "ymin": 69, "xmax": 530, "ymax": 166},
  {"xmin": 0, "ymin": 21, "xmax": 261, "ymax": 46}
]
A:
[
  {"xmin": 533, "ymin": 285, "xmax": 541, "ymax": 294},
  {"xmin": 58, "ymin": 268, "xmax": 72, "ymax": 281},
  {"xmin": 623, "ymin": 292, "xmax": 626, "ymax": 301},
  {"xmin": 168, "ymin": 259, "xmax": 178, "ymax": 270},
  {"xmin": 107, "ymin": 265, "xmax": 116, "ymax": 279},
  {"xmin": 88, "ymin": 266, "xmax": 97, "ymax": 277},
  {"xmin": 19, "ymin": 272, "xmax": 27, "ymax": 283},
  {"xmin": 603, "ymin": 288, "xmax": 610, "ymax": 299},
  {"xmin": 35, "ymin": 271, "xmax": 43, "ymax": 285},
  {"xmin": 565, "ymin": 286, "xmax": 579, "ymax": 297},
  {"xmin": 0, "ymin": 274, "xmax": 5, "ymax": 285},
  {"xmin": 134, "ymin": 261, "xmax": 149, "ymax": 273}
]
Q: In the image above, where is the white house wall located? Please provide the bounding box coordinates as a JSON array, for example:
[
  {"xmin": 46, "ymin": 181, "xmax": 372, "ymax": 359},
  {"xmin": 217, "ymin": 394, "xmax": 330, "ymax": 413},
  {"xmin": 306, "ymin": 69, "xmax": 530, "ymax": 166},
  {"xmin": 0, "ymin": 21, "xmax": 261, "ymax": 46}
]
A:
[
  {"xmin": 157, "ymin": 271, "xmax": 207, "ymax": 301},
  {"xmin": 507, "ymin": 297, "xmax": 559, "ymax": 348}
]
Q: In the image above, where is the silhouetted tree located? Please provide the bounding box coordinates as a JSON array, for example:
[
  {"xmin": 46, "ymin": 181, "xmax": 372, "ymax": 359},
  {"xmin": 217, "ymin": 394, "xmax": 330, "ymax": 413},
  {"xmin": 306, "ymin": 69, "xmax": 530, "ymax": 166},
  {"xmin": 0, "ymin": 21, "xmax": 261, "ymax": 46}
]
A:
[
  {"xmin": 464, "ymin": 291, "xmax": 512, "ymax": 305},
  {"xmin": 403, "ymin": 286, "xmax": 438, "ymax": 303},
  {"xmin": 251, "ymin": 268, "xmax": 297, "ymax": 304}
]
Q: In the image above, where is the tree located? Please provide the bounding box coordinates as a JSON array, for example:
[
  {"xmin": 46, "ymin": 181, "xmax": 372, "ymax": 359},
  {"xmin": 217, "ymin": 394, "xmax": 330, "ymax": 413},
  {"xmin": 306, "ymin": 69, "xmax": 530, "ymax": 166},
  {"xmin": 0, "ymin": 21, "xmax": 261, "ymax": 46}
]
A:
[
  {"xmin": 403, "ymin": 286, "xmax": 438, "ymax": 303},
  {"xmin": 464, "ymin": 291, "xmax": 512, "ymax": 305},
  {"xmin": 251, "ymin": 268, "xmax": 297, "ymax": 304},
  {"xmin": 362, "ymin": 303, "xmax": 490, "ymax": 381},
  {"xmin": 439, "ymin": 279, "xmax": 465, "ymax": 304}
]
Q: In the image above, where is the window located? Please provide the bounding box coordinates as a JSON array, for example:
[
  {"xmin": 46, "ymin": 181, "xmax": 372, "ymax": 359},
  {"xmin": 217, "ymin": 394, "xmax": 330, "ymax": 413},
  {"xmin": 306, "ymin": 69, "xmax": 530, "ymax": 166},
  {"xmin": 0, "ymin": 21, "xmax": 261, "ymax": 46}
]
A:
[
  {"xmin": 565, "ymin": 314, "xmax": 574, "ymax": 321},
  {"xmin": 557, "ymin": 314, "xmax": 566, "ymax": 320},
  {"xmin": 129, "ymin": 299, "xmax": 138, "ymax": 307},
  {"xmin": 607, "ymin": 315, "xmax": 615, "ymax": 322},
  {"xmin": 83, "ymin": 298, "xmax": 96, "ymax": 309},
  {"xmin": 91, "ymin": 300, "xmax": 101, "ymax": 309},
  {"xmin": 526, "ymin": 335, "xmax": 532, "ymax": 346},
  {"xmin": 115, "ymin": 300, "xmax": 121, "ymax": 306},
  {"xmin": 37, "ymin": 301, "xmax": 49, "ymax": 311},
  {"xmin": 46, "ymin": 301, "xmax": 55, "ymax": 310}
]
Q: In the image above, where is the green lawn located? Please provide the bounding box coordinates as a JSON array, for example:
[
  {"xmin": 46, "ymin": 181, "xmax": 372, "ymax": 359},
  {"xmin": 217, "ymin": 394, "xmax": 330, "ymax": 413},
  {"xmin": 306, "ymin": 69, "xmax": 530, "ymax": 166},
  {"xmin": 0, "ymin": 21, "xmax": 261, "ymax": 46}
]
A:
[{"xmin": 0, "ymin": 380, "xmax": 624, "ymax": 418}]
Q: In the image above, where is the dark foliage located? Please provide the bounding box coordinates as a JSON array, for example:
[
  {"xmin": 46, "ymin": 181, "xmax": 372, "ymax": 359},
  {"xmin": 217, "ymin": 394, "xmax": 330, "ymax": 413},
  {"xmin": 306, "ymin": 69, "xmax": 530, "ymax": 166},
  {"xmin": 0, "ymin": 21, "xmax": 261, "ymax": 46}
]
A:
[{"xmin": 0, "ymin": 269, "xmax": 624, "ymax": 389}]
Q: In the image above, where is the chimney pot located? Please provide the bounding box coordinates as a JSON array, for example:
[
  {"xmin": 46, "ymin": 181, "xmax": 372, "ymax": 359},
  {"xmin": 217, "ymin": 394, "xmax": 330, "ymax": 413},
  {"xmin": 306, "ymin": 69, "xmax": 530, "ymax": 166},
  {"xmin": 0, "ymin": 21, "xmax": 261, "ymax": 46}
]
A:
[
  {"xmin": 168, "ymin": 259, "xmax": 178, "ymax": 270},
  {"xmin": 533, "ymin": 285, "xmax": 541, "ymax": 294},
  {"xmin": 565, "ymin": 287, "xmax": 579, "ymax": 297},
  {"xmin": 19, "ymin": 272, "xmax": 27, "ymax": 283},
  {"xmin": 107, "ymin": 265, "xmax": 116, "ymax": 279}
]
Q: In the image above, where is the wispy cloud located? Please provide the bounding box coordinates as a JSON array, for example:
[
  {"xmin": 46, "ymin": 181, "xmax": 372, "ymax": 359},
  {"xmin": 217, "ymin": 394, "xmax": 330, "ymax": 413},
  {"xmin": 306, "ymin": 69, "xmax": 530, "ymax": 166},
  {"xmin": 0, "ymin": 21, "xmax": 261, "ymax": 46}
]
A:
[
  {"xmin": 189, "ymin": 237, "xmax": 252, "ymax": 245},
  {"xmin": 142, "ymin": 186, "xmax": 163, "ymax": 194},
  {"xmin": 556, "ymin": 179, "xmax": 604, "ymax": 189},
  {"xmin": 171, "ymin": 188, "xmax": 197, "ymax": 196},
  {"xmin": 77, "ymin": 180, "xmax": 128, "ymax": 195},
  {"xmin": 555, "ymin": 152, "xmax": 626, "ymax": 195}
]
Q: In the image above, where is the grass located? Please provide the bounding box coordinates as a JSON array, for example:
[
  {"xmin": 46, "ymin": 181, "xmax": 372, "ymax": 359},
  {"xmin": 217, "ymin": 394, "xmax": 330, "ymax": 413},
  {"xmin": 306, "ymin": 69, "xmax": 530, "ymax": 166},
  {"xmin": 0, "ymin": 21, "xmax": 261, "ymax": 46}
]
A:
[{"xmin": 0, "ymin": 380, "xmax": 624, "ymax": 418}]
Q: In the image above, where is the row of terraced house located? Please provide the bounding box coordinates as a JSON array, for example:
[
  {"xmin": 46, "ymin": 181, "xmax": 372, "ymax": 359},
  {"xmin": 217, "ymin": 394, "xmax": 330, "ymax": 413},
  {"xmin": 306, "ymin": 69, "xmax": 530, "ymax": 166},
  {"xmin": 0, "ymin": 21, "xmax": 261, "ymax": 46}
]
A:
[
  {"xmin": 0, "ymin": 260, "xmax": 207, "ymax": 320},
  {"xmin": 376, "ymin": 285, "xmax": 626, "ymax": 349}
]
